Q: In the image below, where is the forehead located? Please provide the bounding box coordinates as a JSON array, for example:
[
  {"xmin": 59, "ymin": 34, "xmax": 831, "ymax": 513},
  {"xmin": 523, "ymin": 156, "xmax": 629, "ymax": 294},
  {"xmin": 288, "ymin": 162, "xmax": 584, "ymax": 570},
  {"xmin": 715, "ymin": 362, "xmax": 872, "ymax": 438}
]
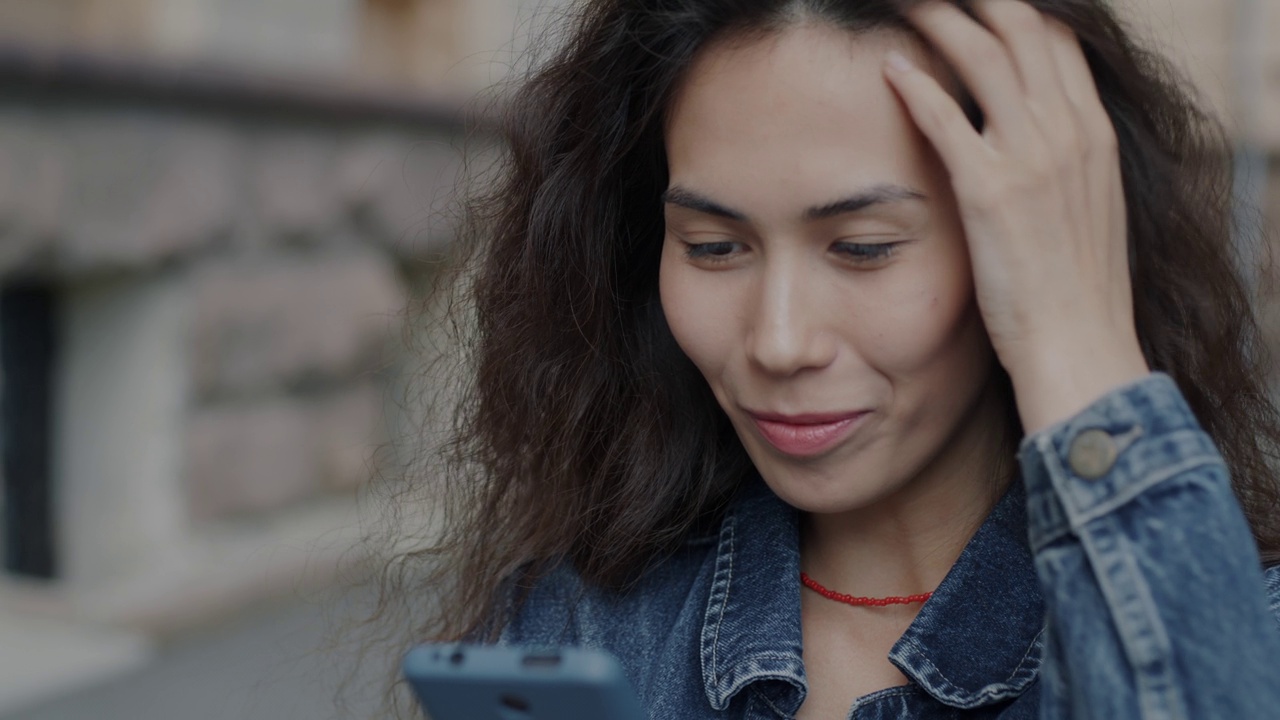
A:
[{"xmin": 664, "ymin": 24, "xmax": 943, "ymax": 211}]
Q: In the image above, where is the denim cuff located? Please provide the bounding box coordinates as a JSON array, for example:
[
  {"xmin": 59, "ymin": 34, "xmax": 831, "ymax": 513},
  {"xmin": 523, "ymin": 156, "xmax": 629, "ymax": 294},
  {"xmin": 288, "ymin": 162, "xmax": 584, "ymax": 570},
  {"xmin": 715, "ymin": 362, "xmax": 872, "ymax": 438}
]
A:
[
  {"xmin": 1018, "ymin": 372, "xmax": 1225, "ymax": 553},
  {"xmin": 1267, "ymin": 567, "xmax": 1280, "ymax": 628}
]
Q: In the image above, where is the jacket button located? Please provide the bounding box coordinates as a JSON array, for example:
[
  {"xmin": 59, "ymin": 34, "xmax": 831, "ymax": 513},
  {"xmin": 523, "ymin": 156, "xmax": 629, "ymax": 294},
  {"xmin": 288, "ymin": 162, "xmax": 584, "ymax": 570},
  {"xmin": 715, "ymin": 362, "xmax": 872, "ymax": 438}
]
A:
[{"xmin": 1068, "ymin": 429, "xmax": 1119, "ymax": 479}]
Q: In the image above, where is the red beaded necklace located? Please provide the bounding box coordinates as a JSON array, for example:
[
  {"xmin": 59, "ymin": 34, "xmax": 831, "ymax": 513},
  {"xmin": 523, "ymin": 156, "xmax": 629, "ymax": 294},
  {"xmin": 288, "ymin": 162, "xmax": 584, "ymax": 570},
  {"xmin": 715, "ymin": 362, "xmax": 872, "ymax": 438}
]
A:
[{"xmin": 800, "ymin": 571, "xmax": 933, "ymax": 607}]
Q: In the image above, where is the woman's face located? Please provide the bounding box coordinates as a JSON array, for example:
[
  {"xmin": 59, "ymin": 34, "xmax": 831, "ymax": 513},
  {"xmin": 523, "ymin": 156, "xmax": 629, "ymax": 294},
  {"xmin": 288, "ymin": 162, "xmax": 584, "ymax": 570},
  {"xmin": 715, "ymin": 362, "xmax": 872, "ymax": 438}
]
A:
[{"xmin": 659, "ymin": 23, "xmax": 1002, "ymax": 514}]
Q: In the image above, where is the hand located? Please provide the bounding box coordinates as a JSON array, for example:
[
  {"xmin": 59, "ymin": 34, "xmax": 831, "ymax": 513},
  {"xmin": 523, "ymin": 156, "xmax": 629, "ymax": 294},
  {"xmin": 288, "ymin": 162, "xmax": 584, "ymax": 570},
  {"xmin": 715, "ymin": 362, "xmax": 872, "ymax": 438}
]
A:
[{"xmin": 883, "ymin": 0, "xmax": 1150, "ymax": 434}]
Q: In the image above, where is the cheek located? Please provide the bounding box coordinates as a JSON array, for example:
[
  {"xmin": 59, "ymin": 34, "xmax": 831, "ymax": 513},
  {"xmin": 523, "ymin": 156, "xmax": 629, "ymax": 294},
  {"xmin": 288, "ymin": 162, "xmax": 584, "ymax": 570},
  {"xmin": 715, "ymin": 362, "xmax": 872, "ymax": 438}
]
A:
[
  {"xmin": 856, "ymin": 248, "xmax": 985, "ymax": 377},
  {"xmin": 658, "ymin": 244, "xmax": 733, "ymax": 376}
]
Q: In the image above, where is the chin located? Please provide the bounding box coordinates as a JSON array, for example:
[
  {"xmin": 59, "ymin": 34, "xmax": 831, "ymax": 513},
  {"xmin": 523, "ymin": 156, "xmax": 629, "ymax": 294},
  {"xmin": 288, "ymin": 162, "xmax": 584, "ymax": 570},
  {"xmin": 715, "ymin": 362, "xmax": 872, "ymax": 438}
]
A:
[{"xmin": 756, "ymin": 460, "xmax": 903, "ymax": 516}]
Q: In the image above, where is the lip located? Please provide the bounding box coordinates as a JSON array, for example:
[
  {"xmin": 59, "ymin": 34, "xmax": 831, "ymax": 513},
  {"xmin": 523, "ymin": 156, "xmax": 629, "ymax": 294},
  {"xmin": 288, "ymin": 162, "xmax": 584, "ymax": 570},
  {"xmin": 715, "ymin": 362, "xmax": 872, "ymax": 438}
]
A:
[{"xmin": 746, "ymin": 410, "xmax": 870, "ymax": 457}]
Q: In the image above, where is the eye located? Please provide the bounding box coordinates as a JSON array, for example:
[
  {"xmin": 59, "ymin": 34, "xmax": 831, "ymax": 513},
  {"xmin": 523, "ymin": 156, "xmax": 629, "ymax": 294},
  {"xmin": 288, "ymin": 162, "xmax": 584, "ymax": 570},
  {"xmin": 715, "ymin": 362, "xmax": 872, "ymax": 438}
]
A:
[
  {"xmin": 683, "ymin": 240, "xmax": 745, "ymax": 264},
  {"xmin": 831, "ymin": 241, "xmax": 901, "ymax": 265}
]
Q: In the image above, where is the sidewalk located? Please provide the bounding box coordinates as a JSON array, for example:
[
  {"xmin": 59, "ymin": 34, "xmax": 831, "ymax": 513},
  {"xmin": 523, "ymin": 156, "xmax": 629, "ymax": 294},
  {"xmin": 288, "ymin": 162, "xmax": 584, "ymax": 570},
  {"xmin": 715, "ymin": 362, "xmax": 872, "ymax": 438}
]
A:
[
  {"xmin": 0, "ymin": 610, "xmax": 152, "ymax": 715},
  {"xmin": 1, "ymin": 587, "xmax": 387, "ymax": 720}
]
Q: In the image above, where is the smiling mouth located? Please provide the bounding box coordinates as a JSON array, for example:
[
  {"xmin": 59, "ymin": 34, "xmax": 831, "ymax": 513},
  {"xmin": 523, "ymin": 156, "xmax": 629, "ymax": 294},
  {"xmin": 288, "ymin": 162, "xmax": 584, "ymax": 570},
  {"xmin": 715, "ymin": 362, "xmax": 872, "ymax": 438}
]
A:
[{"xmin": 747, "ymin": 411, "xmax": 870, "ymax": 457}]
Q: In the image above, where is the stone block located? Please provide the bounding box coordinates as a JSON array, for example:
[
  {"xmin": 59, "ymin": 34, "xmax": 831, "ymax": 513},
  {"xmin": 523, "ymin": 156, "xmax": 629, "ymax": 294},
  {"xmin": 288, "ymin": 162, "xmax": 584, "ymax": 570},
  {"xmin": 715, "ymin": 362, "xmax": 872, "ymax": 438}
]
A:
[
  {"xmin": 190, "ymin": 249, "xmax": 407, "ymax": 400},
  {"xmin": 132, "ymin": 124, "xmax": 240, "ymax": 257},
  {"xmin": 0, "ymin": 110, "xmax": 66, "ymax": 275},
  {"xmin": 252, "ymin": 132, "xmax": 340, "ymax": 239},
  {"xmin": 186, "ymin": 0, "xmax": 355, "ymax": 76},
  {"xmin": 313, "ymin": 380, "xmax": 387, "ymax": 491},
  {"xmin": 185, "ymin": 382, "xmax": 387, "ymax": 520},
  {"xmin": 1127, "ymin": 0, "xmax": 1277, "ymax": 151},
  {"xmin": 335, "ymin": 132, "xmax": 465, "ymax": 258},
  {"xmin": 1252, "ymin": 162, "xmax": 1280, "ymax": 371},
  {"xmin": 332, "ymin": 134, "xmax": 402, "ymax": 214},
  {"xmin": 186, "ymin": 398, "xmax": 317, "ymax": 521},
  {"xmin": 51, "ymin": 113, "xmax": 239, "ymax": 273},
  {"xmin": 1258, "ymin": 2, "xmax": 1280, "ymax": 151},
  {"xmin": 1122, "ymin": 0, "xmax": 1233, "ymax": 124}
]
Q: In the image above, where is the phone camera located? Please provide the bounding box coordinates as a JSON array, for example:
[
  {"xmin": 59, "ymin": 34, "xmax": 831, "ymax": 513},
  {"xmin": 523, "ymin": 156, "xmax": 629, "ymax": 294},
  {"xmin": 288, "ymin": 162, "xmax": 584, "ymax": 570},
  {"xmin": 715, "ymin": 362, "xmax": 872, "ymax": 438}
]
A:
[{"xmin": 521, "ymin": 650, "xmax": 562, "ymax": 668}]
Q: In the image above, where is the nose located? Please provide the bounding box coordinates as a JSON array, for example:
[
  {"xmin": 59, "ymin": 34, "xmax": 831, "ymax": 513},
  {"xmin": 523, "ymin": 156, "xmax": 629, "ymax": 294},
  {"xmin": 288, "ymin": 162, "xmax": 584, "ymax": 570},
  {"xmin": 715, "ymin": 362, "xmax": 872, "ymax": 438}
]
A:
[{"xmin": 746, "ymin": 259, "xmax": 838, "ymax": 376}]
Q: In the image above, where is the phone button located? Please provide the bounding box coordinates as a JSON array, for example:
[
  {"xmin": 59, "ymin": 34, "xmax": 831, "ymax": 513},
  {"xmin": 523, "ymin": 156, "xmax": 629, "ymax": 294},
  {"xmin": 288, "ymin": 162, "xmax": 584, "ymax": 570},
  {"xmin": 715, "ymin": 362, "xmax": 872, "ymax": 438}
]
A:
[{"xmin": 498, "ymin": 693, "xmax": 533, "ymax": 720}]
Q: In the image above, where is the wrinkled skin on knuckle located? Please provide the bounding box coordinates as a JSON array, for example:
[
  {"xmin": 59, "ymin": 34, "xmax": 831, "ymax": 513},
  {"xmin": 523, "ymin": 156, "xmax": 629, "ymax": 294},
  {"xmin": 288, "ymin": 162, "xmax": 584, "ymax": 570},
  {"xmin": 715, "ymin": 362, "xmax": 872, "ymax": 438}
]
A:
[
  {"xmin": 920, "ymin": 100, "xmax": 957, "ymax": 140},
  {"xmin": 1020, "ymin": 146, "xmax": 1060, "ymax": 187},
  {"xmin": 959, "ymin": 173, "xmax": 1009, "ymax": 217},
  {"xmin": 967, "ymin": 36, "xmax": 1008, "ymax": 71},
  {"xmin": 1090, "ymin": 120, "xmax": 1120, "ymax": 158},
  {"xmin": 1024, "ymin": 98, "xmax": 1056, "ymax": 128},
  {"xmin": 996, "ymin": 1, "xmax": 1047, "ymax": 36},
  {"xmin": 1072, "ymin": 127, "xmax": 1117, "ymax": 175},
  {"xmin": 1053, "ymin": 128, "xmax": 1087, "ymax": 168}
]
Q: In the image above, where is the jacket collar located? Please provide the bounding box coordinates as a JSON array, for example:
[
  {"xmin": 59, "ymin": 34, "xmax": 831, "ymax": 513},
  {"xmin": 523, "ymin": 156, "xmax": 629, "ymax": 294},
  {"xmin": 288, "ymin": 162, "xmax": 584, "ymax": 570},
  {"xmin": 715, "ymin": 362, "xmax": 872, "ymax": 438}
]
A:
[
  {"xmin": 699, "ymin": 476, "xmax": 1044, "ymax": 713},
  {"xmin": 887, "ymin": 480, "xmax": 1045, "ymax": 707},
  {"xmin": 699, "ymin": 476, "xmax": 806, "ymax": 712}
]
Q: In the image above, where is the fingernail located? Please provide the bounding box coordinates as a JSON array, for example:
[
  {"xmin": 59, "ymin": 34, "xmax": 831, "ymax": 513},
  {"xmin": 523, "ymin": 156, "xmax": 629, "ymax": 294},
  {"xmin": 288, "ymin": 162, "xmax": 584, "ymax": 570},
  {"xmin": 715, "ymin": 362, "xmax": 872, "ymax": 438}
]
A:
[{"xmin": 886, "ymin": 50, "xmax": 915, "ymax": 74}]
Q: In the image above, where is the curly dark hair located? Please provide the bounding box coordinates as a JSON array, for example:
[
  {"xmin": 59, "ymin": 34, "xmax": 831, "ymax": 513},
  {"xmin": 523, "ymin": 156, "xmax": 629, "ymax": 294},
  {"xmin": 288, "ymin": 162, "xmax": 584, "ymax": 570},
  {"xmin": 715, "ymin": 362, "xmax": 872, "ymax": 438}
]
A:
[{"xmin": 362, "ymin": 0, "xmax": 1280, "ymax": 714}]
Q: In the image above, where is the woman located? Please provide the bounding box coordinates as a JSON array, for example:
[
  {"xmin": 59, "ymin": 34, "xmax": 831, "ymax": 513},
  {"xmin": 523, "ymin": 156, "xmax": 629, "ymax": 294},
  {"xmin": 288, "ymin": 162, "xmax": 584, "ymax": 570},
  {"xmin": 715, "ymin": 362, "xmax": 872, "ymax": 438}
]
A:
[{"xmin": 385, "ymin": 0, "xmax": 1280, "ymax": 717}]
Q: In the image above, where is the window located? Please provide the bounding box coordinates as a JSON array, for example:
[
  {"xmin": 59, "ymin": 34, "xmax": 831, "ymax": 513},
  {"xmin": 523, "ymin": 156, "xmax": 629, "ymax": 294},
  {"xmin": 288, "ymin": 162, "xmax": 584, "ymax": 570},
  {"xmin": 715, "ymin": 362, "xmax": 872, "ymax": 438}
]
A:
[{"xmin": 1, "ymin": 283, "xmax": 58, "ymax": 580}]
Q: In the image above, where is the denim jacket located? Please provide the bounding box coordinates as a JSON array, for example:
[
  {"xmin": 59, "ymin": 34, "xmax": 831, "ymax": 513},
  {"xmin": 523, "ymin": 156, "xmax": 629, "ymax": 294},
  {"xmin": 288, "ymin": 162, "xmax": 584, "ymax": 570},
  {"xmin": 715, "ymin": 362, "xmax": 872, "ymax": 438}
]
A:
[{"xmin": 496, "ymin": 374, "xmax": 1280, "ymax": 718}]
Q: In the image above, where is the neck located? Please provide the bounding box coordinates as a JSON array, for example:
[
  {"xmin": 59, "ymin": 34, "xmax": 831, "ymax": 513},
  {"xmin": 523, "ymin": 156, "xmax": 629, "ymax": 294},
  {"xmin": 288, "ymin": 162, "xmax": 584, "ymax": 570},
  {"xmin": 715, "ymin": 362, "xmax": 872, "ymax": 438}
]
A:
[{"xmin": 800, "ymin": 377, "xmax": 1014, "ymax": 599}]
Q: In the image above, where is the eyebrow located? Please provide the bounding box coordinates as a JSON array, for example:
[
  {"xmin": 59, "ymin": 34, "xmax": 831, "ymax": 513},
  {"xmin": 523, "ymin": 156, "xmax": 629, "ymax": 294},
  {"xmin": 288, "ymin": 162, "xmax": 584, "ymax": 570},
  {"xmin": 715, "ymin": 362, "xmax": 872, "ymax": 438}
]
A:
[{"xmin": 661, "ymin": 183, "xmax": 927, "ymax": 222}]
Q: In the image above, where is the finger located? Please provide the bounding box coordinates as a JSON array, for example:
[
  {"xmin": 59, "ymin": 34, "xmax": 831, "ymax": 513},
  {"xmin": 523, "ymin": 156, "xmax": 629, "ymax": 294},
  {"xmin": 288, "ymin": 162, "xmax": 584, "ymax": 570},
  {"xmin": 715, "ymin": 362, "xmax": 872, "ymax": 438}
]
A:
[
  {"xmin": 971, "ymin": 0, "xmax": 1071, "ymax": 120},
  {"xmin": 883, "ymin": 50, "xmax": 990, "ymax": 180},
  {"xmin": 1043, "ymin": 20, "xmax": 1125, "ymax": 247},
  {"xmin": 904, "ymin": 1, "xmax": 1033, "ymax": 140},
  {"xmin": 1044, "ymin": 19, "xmax": 1117, "ymax": 151},
  {"xmin": 974, "ymin": 0, "xmax": 1092, "ymax": 238}
]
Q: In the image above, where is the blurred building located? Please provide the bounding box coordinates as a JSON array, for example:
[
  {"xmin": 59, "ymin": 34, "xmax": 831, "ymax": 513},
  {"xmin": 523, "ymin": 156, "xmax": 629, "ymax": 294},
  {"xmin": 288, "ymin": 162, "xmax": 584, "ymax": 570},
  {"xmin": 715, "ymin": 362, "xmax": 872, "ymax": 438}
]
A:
[
  {"xmin": 0, "ymin": 0, "xmax": 1275, "ymax": 717},
  {"xmin": 0, "ymin": 0, "xmax": 566, "ymax": 714}
]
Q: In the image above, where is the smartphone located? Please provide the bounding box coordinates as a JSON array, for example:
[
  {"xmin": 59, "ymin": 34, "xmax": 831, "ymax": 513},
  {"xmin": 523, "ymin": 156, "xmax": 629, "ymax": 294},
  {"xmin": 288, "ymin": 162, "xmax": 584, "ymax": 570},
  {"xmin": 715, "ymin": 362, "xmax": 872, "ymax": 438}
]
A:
[{"xmin": 403, "ymin": 643, "xmax": 647, "ymax": 720}]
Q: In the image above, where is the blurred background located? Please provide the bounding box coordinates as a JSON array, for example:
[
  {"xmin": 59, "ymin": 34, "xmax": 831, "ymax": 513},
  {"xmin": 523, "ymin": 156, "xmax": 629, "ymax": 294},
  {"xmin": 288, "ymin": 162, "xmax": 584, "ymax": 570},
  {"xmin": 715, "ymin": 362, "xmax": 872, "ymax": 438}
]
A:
[{"xmin": 0, "ymin": 0, "xmax": 1275, "ymax": 719}]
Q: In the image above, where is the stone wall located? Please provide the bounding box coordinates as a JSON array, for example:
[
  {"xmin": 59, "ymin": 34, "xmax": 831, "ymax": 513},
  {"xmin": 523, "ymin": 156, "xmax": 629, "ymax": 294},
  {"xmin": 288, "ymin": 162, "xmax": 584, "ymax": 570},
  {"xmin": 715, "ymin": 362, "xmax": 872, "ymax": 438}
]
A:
[
  {"xmin": 0, "ymin": 0, "xmax": 505, "ymax": 711},
  {"xmin": 0, "ymin": 54, "xmax": 473, "ymax": 644},
  {"xmin": 0, "ymin": 0, "xmax": 573, "ymax": 96},
  {"xmin": 1133, "ymin": 0, "xmax": 1277, "ymax": 151}
]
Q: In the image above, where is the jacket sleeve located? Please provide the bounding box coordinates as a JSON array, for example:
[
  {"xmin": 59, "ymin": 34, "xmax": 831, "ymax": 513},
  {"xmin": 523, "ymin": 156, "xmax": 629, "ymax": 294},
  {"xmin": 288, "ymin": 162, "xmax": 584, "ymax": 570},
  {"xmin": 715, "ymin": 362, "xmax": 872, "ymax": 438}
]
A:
[
  {"xmin": 1017, "ymin": 373, "xmax": 1280, "ymax": 720},
  {"xmin": 493, "ymin": 561, "xmax": 586, "ymax": 648},
  {"xmin": 1266, "ymin": 565, "xmax": 1280, "ymax": 631}
]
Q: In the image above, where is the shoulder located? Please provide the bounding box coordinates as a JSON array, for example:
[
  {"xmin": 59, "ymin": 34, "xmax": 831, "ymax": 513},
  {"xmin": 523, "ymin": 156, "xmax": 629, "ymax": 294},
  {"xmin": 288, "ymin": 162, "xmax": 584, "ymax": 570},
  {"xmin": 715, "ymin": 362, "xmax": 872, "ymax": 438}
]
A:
[
  {"xmin": 497, "ymin": 536, "xmax": 720, "ymax": 650},
  {"xmin": 1266, "ymin": 565, "xmax": 1280, "ymax": 630}
]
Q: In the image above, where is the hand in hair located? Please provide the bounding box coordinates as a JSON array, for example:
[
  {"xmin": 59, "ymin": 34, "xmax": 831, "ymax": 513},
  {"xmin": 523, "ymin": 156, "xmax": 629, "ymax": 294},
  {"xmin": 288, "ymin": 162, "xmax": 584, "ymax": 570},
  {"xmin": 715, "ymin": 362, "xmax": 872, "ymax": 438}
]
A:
[{"xmin": 884, "ymin": 0, "xmax": 1150, "ymax": 433}]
